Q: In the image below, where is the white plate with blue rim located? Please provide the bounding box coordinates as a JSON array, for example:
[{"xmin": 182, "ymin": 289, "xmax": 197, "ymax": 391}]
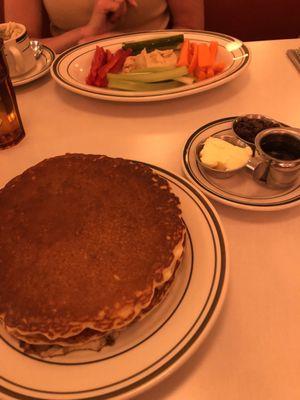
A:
[
  {"xmin": 0, "ymin": 163, "xmax": 228, "ymax": 400},
  {"xmin": 50, "ymin": 29, "xmax": 250, "ymax": 102},
  {"xmin": 182, "ymin": 117, "xmax": 300, "ymax": 211}
]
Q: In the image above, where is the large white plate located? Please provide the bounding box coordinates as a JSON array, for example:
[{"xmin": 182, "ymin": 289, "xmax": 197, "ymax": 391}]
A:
[
  {"xmin": 0, "ymin": 164, "xmax": 228, "ymax": 400},
  {"xmin": 50, "ymin": 30, "xmax": 250, "ymax": 102},
  {"xmin": 182, "ymin": 117, "xmax": 300, "ymax": 211}
]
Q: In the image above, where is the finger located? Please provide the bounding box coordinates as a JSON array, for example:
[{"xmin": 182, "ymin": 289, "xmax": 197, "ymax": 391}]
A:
[
  {"xmin": 126, "ymin": 0, "xmax": 138, "ymax": 7},
  {"xmin": 109, "ymin": 2, "xmax": 127, "ymax": 23},
  {"xmin": 93, "ymin": 0, "xmax": 124, "ymax": 14},
  {"xmin": 108, "ymin": 1, "xmax": 125, "ymax": 14}
]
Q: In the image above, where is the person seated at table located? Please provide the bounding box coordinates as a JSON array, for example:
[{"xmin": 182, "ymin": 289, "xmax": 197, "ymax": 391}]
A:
[{"xmin": 4, "ymin": 0, "xmax": 204, "ymax": 53}]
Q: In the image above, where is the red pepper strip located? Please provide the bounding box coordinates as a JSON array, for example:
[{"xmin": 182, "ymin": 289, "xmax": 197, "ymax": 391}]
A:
[
  {"xmin": 86, "ymin": 46, "xmax": 102, "ymax": 84},
  {"xmin": 86, "ymin": 46, "xmax": 107, "ymax": 85},
  {"xmin": 94, "ymin": 74, "xmax": 108, "ymax": 88},
  {"xmin": 94, "ymin": 49, "xmax": 127, "ymax": 86},
  {"xmin": 97, "ymin": 49, "xmax": 125, "ymax": 79},
  {"xmin": 109, "ymin": 48, "xmax": 132, "ymax": 73},
  {"xmin": 106, "ymin": 49, "xmax": 113, "ymax": 63}
]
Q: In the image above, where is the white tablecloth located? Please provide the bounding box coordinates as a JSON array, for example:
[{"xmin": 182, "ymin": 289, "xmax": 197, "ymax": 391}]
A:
[{"xmin": 1, "ymin": 38, "xmax": 300, "ymax": 400}]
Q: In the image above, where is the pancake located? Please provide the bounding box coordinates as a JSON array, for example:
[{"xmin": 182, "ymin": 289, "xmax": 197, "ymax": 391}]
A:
[
  {"xmin": 15, "ymin": 272, "xmax": 178, "ymax": 358},
  {"xmin": 11, "ymin": 269, "xmax": 177, "ymax": 346},
  {"xmin": 19, "ymin": 330, "xmax": 118, "ymax": 358},
  {"xmin": 0, "ymin": 154, "xmax": 185, "ymax": 356}
]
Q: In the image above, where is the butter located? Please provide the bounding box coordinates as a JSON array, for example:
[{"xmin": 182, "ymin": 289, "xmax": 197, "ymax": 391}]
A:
[{"xmin": 200, "ymin": 137, "xmax": 252, "ymax": 171}]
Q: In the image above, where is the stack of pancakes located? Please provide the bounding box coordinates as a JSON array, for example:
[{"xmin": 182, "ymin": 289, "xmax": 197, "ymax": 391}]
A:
[{"xmin": 0, "ymin": 154, "xmax": 185, "ymax": 357}]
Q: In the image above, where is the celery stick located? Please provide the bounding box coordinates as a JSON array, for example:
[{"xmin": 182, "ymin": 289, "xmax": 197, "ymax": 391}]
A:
[
  {"xmin": 107, "ymin": 79, "xmax": 183, "ymax": 91},
  {"xmin": 131, "ymin": 66, "xmax": 176, "ymax": 73},
  {"xmin": 174, "ymin": 76, "xmax": 196, "ymax": 85},
  {"xmin": 107, "ymin": 66, "xmax": 188, "ymax": 83}
]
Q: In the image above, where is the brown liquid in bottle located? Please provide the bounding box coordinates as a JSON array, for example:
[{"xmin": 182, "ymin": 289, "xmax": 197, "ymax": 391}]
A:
[{"xmin": 0, "ymin": 38, "xmax": 25, "ymax": 149}]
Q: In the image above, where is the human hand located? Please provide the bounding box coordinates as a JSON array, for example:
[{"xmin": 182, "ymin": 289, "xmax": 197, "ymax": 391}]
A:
[{"xmin": 83, "ymin": 0, "xmax": 137, "ymax": 37}]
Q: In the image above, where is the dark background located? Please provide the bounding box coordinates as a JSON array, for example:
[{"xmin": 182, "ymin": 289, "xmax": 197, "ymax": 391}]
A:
[
  {"xmin": 0, "ymin": 0, "xmax": 299, "ymax": 41},
  {"xmin": 204, "ymin": 0, "xmax": 299, "ymax": 41}
]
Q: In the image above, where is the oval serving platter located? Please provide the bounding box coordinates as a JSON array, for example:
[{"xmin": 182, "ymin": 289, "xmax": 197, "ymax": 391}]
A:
[{"xmin": 51, "ymin": 30, "xmax": 250, "ymax": 102}]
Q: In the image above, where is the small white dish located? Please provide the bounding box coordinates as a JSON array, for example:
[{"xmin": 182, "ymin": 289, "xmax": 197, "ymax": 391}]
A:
[
  {"xmin": 12, "ymin": 45, "xmax": 55, "ymax": 87},
  {"xmin": 182, "ymin": 117, "xmax": 300, "ymax": 211},
  {"xmin": 50, "ymin": 29, "xmax": 250, "ymax": 103},
  {"xmin": 196, "ymin": 134, "xmax": 251, "ymax": 179},
  {"xmin": 0, "ymin": 164, "xmax": 228, "ymax": 400}
]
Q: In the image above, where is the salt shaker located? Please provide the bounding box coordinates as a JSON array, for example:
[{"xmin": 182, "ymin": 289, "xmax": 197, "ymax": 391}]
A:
[{"xmin": 0, "ymin": 38, "xmax": 25, "ymax": 149}]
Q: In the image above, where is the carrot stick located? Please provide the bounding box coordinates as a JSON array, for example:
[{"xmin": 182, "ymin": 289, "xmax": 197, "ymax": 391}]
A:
[
  {"xmin": 195, "ymin": 66, "xmax": 207, "ymax": 81},
  {"xmin": 188, "ymin": 43, "xmax": 198, "ymax": 74},
  {"xmin": 213, "ymin": 62, "xmax": 225, "ymax": 74},
  {"xmin": 206, "ymin": 66, "xmax": 215, "ymax": 78},
  {"xmin": 177, "ymin": 39, "xmax": 190, "ymax": 66},
  {"xmin": 209, "ymin": 41, "xmax": 218, "ymax": 66},
  {"xmin": 197, "ymin": 43, "xmax": 211, "ymax": 68},
  {"xmin": 188, "ymin": 42, "xmax": 193, "ymax": 65}
]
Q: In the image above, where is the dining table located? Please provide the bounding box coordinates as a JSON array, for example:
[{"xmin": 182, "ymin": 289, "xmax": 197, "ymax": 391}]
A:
[{"xmin": 1, "ymin": 37, "xmax": 300, "ymax": 400}]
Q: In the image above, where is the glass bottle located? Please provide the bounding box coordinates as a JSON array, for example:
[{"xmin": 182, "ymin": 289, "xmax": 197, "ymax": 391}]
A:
[{"xmin": 0, "ymin": 38, "xmax": 25, "ymax": 149}]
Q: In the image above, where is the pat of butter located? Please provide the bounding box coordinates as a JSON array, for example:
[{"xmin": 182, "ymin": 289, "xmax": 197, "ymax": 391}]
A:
[{"xmin": 200, "ymin": 137, "xmax": 252, "ymax": 171}]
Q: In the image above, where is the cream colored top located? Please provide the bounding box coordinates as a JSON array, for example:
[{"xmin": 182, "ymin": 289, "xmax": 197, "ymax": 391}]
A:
[{"xmin": 43, "ymin": 0, "xmax": 170, "ymax": 36}]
